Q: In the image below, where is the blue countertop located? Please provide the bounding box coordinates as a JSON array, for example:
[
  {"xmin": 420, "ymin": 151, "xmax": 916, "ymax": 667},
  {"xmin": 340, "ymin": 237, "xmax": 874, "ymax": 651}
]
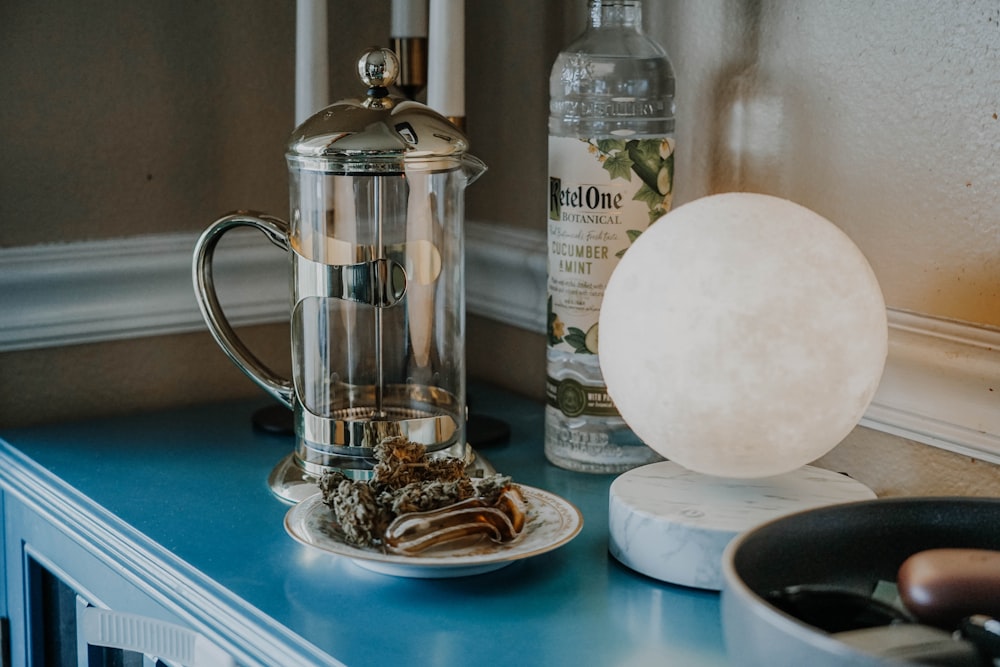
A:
[{"xmin": 0, "ymin": 383, "xmax": 726, "ymax": 666}]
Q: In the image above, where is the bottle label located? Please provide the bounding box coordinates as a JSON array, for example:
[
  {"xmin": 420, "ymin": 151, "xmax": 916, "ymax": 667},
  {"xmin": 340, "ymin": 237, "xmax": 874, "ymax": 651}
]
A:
[
  {"xmin": 546, "ymin": 375, "xmax": 621, "ymax": 418},
  {"xmin": 546, "ymin": 135, "xmax": 675, "ymax": 357}
]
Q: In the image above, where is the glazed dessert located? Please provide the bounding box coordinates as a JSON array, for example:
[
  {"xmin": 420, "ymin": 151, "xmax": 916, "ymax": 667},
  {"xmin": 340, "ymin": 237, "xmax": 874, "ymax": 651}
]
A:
[{"xmin": 318, "ymin": 437, "xmax": 527, "ymax": 554}]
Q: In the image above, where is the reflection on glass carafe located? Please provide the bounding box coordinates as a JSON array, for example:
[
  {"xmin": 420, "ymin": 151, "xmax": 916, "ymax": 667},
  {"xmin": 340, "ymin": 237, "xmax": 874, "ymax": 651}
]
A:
[{"xmin": 192, "ymin": 48, "xmax": 486, "ymax": 502}]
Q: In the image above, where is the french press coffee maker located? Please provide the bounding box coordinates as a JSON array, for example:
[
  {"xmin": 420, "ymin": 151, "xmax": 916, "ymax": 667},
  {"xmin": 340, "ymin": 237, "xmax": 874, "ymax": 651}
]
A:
[{"xmin": 193, "ymin": 48, "xmax": 486, "ymax": 503}]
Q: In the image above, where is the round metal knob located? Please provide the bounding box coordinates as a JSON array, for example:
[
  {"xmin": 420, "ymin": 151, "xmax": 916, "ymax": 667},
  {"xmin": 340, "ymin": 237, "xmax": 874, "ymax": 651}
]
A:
[{"xmin": 358, "ymin": 47, "xmax": 400, "ymax": 90}]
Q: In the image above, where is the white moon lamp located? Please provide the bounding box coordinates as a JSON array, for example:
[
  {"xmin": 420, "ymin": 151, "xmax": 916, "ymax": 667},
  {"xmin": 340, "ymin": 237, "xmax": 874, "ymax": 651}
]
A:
[{"xmin": 600, "ymin": 192, "xmax": 887, "ymax": 589}]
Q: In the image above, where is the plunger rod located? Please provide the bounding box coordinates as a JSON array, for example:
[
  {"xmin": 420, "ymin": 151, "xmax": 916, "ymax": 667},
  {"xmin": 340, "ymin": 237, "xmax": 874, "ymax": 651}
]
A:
[{"xmin": 373, "ymin": 178, "xmax": 387, "ymax": 419}]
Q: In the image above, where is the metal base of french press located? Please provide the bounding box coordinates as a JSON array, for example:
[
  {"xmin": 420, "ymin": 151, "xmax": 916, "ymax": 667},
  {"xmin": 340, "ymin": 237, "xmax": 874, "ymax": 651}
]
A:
[{"xmin": 267, "ymin": 445, "xmax": 496, "ymax": 504}]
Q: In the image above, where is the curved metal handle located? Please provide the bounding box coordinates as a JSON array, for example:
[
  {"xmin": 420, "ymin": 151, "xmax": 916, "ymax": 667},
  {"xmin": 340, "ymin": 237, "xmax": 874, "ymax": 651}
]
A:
[{"xmin": 192, "ymin": 212, "xmax": 294, "ymax": 408}]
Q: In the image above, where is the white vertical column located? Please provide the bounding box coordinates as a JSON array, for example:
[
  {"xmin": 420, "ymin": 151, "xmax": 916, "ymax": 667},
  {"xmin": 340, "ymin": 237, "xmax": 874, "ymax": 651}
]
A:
[
  {"xmin": 392, "ymin": 0, "xmax": 429, "ymax": 38},
  {"xmin": 391, "ymin": 0, "xmax": 430, "ymax": 99},
  {"xmin": 295, "ymin": 0, "xmax": 330, "ymax": 126},
  {"xmin": 427, "ymin": 0, "xmax": 465, "ymax": 124}
]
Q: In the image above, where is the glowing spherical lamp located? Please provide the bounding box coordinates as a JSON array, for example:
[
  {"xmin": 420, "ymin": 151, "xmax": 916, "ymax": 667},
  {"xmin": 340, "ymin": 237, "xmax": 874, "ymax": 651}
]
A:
[{"xmin": 601, "ymin": 192, "xmax": 887, "ymax": 588}]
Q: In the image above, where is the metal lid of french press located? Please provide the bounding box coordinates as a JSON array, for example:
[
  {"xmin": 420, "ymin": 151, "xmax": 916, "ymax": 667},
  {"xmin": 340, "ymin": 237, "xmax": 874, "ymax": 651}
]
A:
[{"xmin": 287, "ymin": 47, "xmax": 470, "ymax": 173}]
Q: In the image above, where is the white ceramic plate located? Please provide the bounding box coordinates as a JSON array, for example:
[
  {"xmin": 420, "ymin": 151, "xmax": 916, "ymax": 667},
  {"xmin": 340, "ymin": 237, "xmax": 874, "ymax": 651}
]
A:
[{"xmin": 284, "ymin": 486, "xmax": 584, "ymax": 578}]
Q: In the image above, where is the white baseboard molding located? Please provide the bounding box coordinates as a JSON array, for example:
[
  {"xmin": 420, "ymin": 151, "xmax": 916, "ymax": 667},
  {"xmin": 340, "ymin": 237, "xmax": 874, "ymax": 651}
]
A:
[
  {"xmin": 2, "ymin": 222, "xmax": 999, "ymax": 464},
  {"xmin": 0, "ymin": 229, "xmax": 288, "ymax": 350},
  {"xmin": 860, "ymin": 310, "xmax": 1000, "ymax": 465},
  {"xmin": 465, "ymin": 221, "xmax": 548, "ymax": 333}
]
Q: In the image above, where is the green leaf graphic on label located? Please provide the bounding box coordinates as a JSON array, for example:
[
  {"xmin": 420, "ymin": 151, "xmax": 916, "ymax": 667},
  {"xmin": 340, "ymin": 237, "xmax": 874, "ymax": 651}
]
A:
[
  {"xmin": 596, "ymin": 138, "xmax": 627, "ymax": 154},
  {"xmin": 564, "ymin": 326, "xmax": 594, "ymax": 354},
  {"xmin": 633, "ymin": 182, "xmax": 664, "ymax": 208},
  {"xmin": 580, "ymin": 135, "xmax": 675, "ymax": 258},
  {"xmin": 602, "ymin": 151, "xmax": 633, "ymax": 181},
  {"xmin": 626, "ymin": 140, "xmax": 664, "ymax": 195}
]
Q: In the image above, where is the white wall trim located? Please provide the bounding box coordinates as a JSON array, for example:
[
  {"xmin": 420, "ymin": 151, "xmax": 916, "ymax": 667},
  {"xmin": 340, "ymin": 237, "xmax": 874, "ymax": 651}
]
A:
[
  {"xmin": 0, "ymin": 230, "xmax": 289, "ymax": 351},
  {"xmin": 2, "ymin": 223, "xmax": 999, "ymax": 463},
  {"xmin": 466, "ymin": 221, "xmax": 548, "ymax": 333},
  {"xmin": 860, "ymin": 310, "xmax": 1000, "ymax": 465}
]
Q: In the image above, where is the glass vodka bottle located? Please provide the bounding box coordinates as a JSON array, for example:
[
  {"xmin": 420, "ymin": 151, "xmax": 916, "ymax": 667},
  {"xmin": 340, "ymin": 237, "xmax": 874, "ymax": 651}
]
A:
[{"xmin": 545, "ymin": 0, "xmax": 676, "ymax": 473}]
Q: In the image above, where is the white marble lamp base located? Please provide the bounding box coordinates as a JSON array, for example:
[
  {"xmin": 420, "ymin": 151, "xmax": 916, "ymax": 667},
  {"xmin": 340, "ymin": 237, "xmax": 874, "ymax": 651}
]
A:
[{"xmin": 608, "ymin": 461, "xmax": 876, "ymax": 590}]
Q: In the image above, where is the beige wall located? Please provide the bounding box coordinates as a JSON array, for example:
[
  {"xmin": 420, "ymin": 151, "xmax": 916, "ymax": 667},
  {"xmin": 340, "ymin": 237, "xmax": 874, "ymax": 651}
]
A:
[
  {"xmin": 1, "ymin": 1, "xmax": 294, "ymax": 246},
  {"xmin": 0, "ymin": 1, "xmax": 570, "ymax": 247},
  {"xmin": 648, "ymin": 0, "xmax": 1000, "ymax": 327},
  {"xmin": 2, "ymin": 1, "xmax": 999, "ymax": 495}
]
